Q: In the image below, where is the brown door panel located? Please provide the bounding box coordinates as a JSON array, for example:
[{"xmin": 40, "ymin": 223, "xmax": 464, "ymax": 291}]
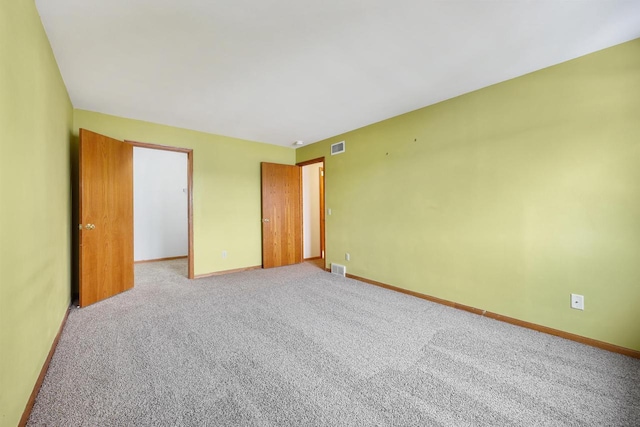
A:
[
  {"xmin": 79, "ymin": 129, "xmax": 133, "ymax": 307},
  {"xmin": 261, "ymin": 162, "xmax": 302, "ymax": 268}
]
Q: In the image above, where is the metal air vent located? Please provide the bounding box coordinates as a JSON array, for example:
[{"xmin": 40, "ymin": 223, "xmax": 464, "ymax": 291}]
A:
[
  {"xmin": 331, "ymin": 263, "xmax": 346, "ymax": 277},
  {"xmin": 331, "ymin": 141, "xmax": 345, "ymax": 155}
]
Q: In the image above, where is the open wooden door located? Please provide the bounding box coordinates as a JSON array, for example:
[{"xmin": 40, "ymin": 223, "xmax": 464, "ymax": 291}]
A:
[
  {"xmin": 261, "ymin": 162, "xmax": 302, "ymax": 268},
  {"xmin": 79, "ymin": 129, "xmax": 134, "ymax": 307}
]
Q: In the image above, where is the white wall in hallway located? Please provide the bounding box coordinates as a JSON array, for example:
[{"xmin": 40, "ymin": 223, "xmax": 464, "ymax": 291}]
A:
[
  {"xmin": 303, "ymin": 163, "xmax": 321, "ymax": 259},
  {"xmin": 134, "ymin": 147, "xmax": 188, "ymax": 261}
]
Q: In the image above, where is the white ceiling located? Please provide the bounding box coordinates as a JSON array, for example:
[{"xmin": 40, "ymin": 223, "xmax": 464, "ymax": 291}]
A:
[{"xmin": 36, "ymin": 0, "xmax": 640, "ymax": 148}]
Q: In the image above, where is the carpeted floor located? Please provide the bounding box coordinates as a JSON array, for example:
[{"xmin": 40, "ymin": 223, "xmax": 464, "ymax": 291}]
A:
[{"xmin": 28, "ymin": 259, "xmax": 640, "ymax": 426}]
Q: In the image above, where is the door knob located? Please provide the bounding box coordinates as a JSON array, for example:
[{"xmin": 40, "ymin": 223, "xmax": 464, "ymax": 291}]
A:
[
  {"xmin": 262, "ymin": 218, "xmax": 270, "ymax": 223},
  {"xmin": 80, "ymin": 224, "xmax": 96, "ymax": 230}
]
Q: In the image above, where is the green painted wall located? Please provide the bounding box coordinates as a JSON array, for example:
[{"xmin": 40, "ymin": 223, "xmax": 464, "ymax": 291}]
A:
[
  {"xmin": 73, "ymin": 110, "xmax": 295, "ymax": 276},
  {"xmin": 0, "ymin": 1, "xmax": 73, "ymax": 426},
  {"xmin": 297, "ymin": 39, "xmax": 640, "ymax": 351}
]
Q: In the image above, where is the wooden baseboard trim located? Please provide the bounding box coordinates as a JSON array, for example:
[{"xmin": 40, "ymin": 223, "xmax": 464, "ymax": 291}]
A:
[
  {"xmin": 345, "ymin": 273, "xmax": 640, "ymax": 359},
  {"xmin": 134, "ymin": 256, "xmax": 187, "ymax": 264},
  {"xmin": 304, "ymin": 256, "xmax": 322, "ymax": 261},
  {"xmin": 194, "ymin": 265, "xmax": 262, "ymax": 279},
  {"xmin": 19, "ymin": 306, "xmax": 71, "ymax": 427}
]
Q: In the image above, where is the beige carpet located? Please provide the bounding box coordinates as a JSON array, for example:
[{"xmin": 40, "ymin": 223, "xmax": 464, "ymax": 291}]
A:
[{"xmin": 28, "ymin": 259, "xmax": 640, "ymax": 426}]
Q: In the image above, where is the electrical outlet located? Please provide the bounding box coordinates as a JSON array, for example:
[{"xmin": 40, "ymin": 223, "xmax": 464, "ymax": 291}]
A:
[
  {"xmin": 345, "ymin": 253, "xmax": 350, "ymax": 261},
  {"xmin": 571, "ymin": 294, "xmax": 584, "ymax": 310},
  {"xmin": 222, "ymin": 250, "xmax": 227, "ymax": 259}
]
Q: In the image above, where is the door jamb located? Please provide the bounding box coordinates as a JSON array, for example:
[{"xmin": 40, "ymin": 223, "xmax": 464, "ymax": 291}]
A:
[
  {"xmin": 296, "ymin": 157, "xmax": 326, "ymax": 269},
  {"xmin": 126, "ymin": 140, "xmax": 194, "ymax": 279}
]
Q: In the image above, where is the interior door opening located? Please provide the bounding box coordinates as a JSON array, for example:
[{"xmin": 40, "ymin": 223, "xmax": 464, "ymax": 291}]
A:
[
  {"xmin": 298, "ymin": 157, "xmax": 325, "ymax": 270},
  {"xmin": 133, "ymin": 147, "xmax": 188, "ymax": 274},
  {"xmin": 78, "ymin": 130, "xmax": 194, "ymax": 308},
  {"xmin": 126, "ymin": 140, "xmax": 194, "ymax": 279}
]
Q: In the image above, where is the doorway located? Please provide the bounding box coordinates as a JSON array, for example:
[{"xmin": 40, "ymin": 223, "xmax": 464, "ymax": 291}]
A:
[
  {"xmin": 126, "ymin": 140, "xmax": 194, "ymax": 279},
  {"xmin": 77, "ymin": 130, "xmax": 194, "ymax": 308},
  {"xmin": 298, "ymin": 157, "xmax": 325, "ymax": 270},
  {"xmin": 259, "ymin": 159, "xmax": 325, "ymax": 270}
]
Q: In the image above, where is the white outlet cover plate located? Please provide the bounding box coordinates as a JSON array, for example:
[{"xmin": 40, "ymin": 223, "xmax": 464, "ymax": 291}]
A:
[{"xmin": 571, "ymin": 294, "xmax": 584, "ymax": 310}]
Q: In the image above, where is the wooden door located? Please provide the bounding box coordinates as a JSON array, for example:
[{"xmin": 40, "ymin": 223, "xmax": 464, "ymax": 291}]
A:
[
  {"xmin": 261, "ymin": 162, "xmax": 302, "ymax": 268},
  {"xmin": 79, "ymin": 129, "xmax": 134, "ymax": 307}
]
